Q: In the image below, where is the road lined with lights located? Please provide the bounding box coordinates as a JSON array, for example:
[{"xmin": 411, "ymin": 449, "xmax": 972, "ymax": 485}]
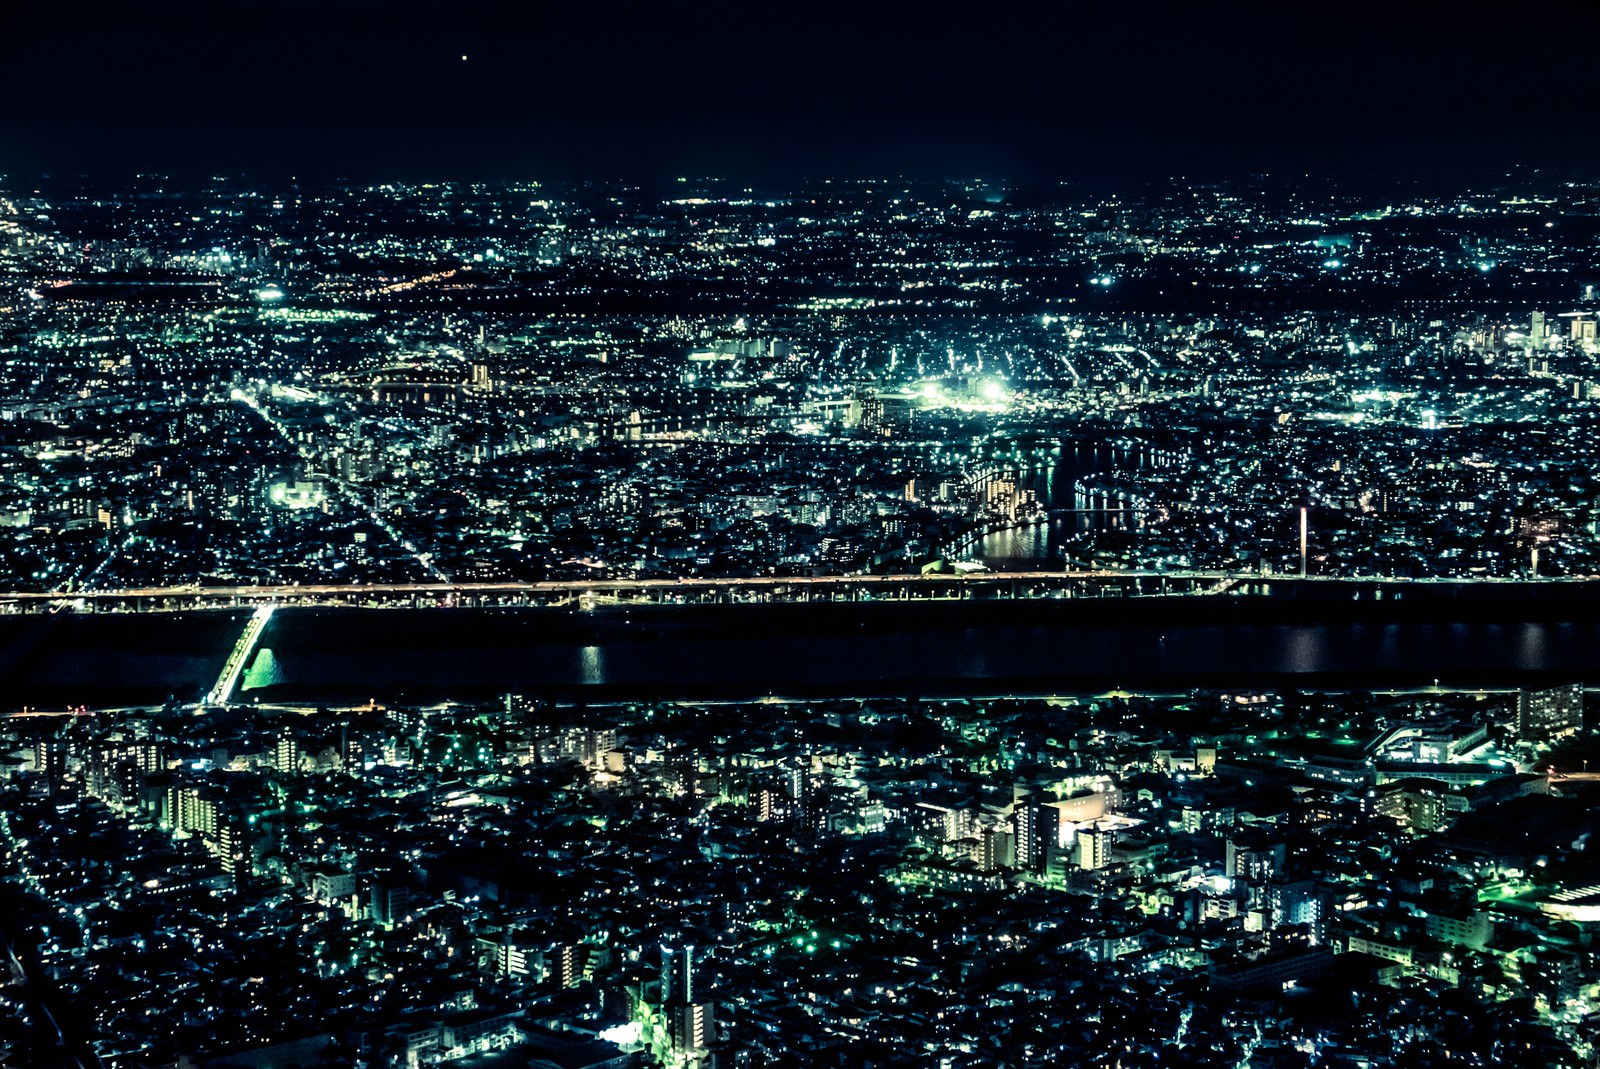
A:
[{"xmin": 3, "ymin": 568, "xmax": 1594, "ymax": 610}]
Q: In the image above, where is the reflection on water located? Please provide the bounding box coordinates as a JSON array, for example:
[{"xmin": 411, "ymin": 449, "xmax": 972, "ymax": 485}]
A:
[
  {"xmin": 579, "ymin": 645, "xmax": 606, "ymax": 685},
  {"xmin": 1516, "ymin": 623, "xmax": 1547, "ymax": 669},
  {"xmin": 977, "ymin": 512, "xmax": 1143, "ymax": 568},
  {"xmin": 979, "ymin": 522, "xmax": 1052, "ymax": 566},
  {"xmin": 248, "ymin": 616, "xmax": 1600, "ymax": 697},
  {"xmin": 976, "ymin": 453, "xmax": 1150, "ymax": 568},
  {"xmin": 1281, "ymin": 627, "xmax": 1324, "ymax": 674}
]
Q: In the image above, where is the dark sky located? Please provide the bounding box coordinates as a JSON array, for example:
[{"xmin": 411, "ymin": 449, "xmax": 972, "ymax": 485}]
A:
[{"xmin": 2, "ymin": 0, "xmax": 1597, "ymax": 181}]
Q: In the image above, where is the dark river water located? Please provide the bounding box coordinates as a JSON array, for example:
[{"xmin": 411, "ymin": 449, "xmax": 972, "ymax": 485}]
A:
[{"xmin": 3, "ymin": 597, "xmax": 1600, "ymax": 707}]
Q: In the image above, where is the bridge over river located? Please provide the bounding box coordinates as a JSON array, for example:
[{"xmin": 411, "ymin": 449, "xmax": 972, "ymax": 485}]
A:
[
  {"xmin": 5, "ymin": 570, "xmax": 1600, "ymax": 614},
  {"xmin": 5, "ymin": 575, "xmax": 1600, "ymax": 709}
]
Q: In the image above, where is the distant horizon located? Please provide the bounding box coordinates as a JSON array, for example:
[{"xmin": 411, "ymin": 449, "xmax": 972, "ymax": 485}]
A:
[{"xmin": 2, "ymin": 153, "xmax": 1597, "ymax": 191}]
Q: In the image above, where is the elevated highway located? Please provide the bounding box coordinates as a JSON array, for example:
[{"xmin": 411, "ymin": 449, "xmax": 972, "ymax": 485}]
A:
[
  {"xmin": 3, "ymin": 569, "xmax": 1219, "ymax": 612},
  {"xmin": 2, "ymin": 570, "xmax": 1599, "ymax": 614}
]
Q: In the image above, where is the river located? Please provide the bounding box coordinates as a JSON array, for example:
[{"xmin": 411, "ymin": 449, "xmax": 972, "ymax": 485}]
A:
[
  {"xmin": 977, "ymin": 439, "xmax": 1166, "ymax": 568},
  {"xmin": 3, "ymin": 597, "xmax": 1600, "ymax": 707}
]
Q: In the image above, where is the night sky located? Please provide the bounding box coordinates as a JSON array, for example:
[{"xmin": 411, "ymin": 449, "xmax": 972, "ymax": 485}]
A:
[{"xmin": 3, "ymin": 0, "xmax": 1599, "ymax": 180}]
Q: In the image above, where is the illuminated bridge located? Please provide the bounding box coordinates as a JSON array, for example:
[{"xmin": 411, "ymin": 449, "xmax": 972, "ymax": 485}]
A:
[
  {"xmin": 205, "ymin": 604, "xmax": 276, "ymax": 706},
  {"xmin": 4, "ymin": 571, "xmax": 1598, "ymax": 614}
]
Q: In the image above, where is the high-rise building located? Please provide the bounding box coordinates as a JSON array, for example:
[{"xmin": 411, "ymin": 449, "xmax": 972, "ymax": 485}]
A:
[
  {"xmin": 274, "ymin": 730, "xmax": 300, "ymax": 774},
  {"xmin": 662, "ymin": 944, "xmax": 696, "ymax": 1005},
  {"xmin": 339, "ymin": 724, "xmax": 363, "ymax": 776},
  {"xmin": 1517, "ymin": 683, "xmax": 1583, "ymax": 741},
  {"xmin": 1225, "ymin": 832, "xmax": 1285, "ymax": 883},
  {"xmin": 370, "ymin": 882, "xmax": 414, "ymax": 928},
  {"xmin": 661, "ymin": 945, "xmax": 713, "ymax": 1056},
  {"xmin": 1075, "ymin": 824, "xmax": 1110, "ymax": 871},
  {"xmin": 32, "ymin": 739, "xmax": 66, "ymax": 788},
  {"xmin": 105, "ymin": 741, "xmax": 162, "ymax": 775},
  {"xmin": 470, "ymin": 362, "xmax": 492, "ymax": 394},
  {"xmin": 555, "ymin": 944, "xmax": 583, "ymax": 989},
  {"xmin": 1013, "ymin": 799, "xmax": 1039, "ymax": 871},
  {"xmin": 754, "ymin": 787, "xmax": 780, "ymax": 823},
  {"xmin": 1267, "ymin": 878, "xmax": 1327, "ymax": 945},
  {"xmin": 218, "ymin": 822, "xmax": 252, "ymax": 885},
  {"xmin": 847, "ymin": 388, "xmax": 883, "ymax": 433},
  {"xmin": 975, "ymin": 826, "xmax": 1015, "ymax": 872},
  {"xmin": 912, "ymin": 802, "xmax": 971, "ymax": 842},
  {"xmin": 672, "ymin": 1005, "xmax": 711, "ymax": 1058},
  {"xmin": 1530, "ymin": 310, "xmax": 1546, "ymax": 343},
  {"xmin": 165, "ymin": 785, "xmax": 220, "ymax": 840}
]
